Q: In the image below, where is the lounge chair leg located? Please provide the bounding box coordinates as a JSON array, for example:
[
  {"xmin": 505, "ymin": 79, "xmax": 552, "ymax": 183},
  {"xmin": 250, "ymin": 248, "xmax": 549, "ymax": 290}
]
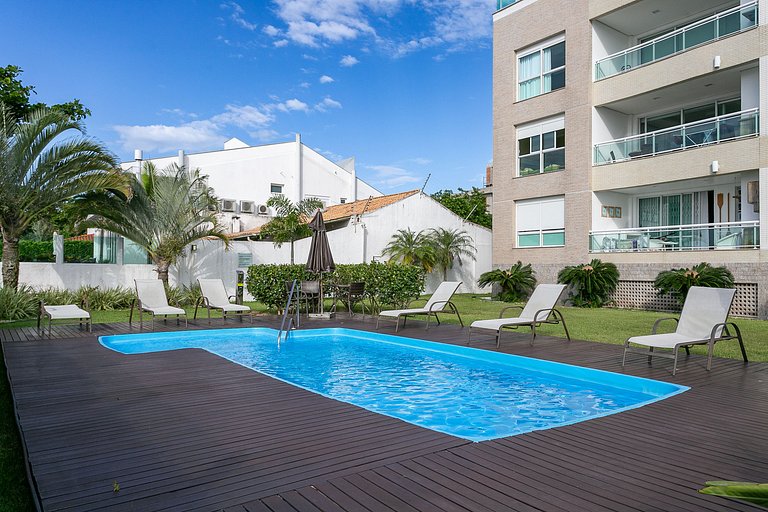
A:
[
  {"xmin": 554, "ymin": 309, "xmax": 571, "ymax": 341},
  {"xmin": 375, "ymin": 316, "xmax": 380, "ymax": 330},
  {"xmin": 647, "ymin": 346, "xmax": 654, "ymax": 364},
  {"xmin": 530, "ymin": 323, "xmax": 536, "ymax": 346},
  {"xmin": 467, "ymin": 327, "xmax": 472, "ymax": 345},
  {"xmin": 622, "ymin": 341, "xmax": 628, "ymax": 368},
  {"xmin": 672, "ymin": 347, "xmax": 679, "ymax": 376},
  {"xmin": 495, "ymin": 331, "xmax": 501, "ymax": 349},
  {"xmin": 684, "ymin": 345, "xmax": 690, "ymax": 355},
  {"xmin": 395, "ymin": 316, "xmax": 401, "ymax": 333},
  {"xmin": 425, "ymin": 314, "xmax": 430, "ymax": 330}
]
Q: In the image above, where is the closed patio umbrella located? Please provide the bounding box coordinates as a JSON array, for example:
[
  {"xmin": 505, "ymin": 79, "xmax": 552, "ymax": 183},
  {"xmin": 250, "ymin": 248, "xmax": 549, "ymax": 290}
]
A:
[{"xmin": 306, "ymin": 210, "xmax": 335, "ymax": 314}]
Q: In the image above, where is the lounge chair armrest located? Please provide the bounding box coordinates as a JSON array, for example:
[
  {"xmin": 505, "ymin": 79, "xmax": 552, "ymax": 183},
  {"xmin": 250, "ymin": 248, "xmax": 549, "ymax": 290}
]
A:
[
  {"xmin": 80, "ymin": 296, "xmax": 90, "ymax": 313},
  {"xmin": 499, "ymin": 305, "xmax": 523, "ymax": 318},
  {"xmin": 652, "ymin": 317, "xmax": 679, "ymax": 334},
  {"xmin": 533, "ymin": 307, "xmax": 557, "ymax": 322},
  {"xmin": 709, "ymin": 321, "xmax": 731, "ymax": 342},
  {"xmin": 428, "ymin": 300, "xmax": 452, "ymax": 312},
  {"xmin": 228, "ymin": 294, "xmax": 236, "ymax": 303}
]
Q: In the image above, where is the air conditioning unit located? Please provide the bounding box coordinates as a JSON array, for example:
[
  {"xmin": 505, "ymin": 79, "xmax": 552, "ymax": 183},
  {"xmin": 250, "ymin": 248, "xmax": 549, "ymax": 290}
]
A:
[
  {"xmin": 220, "ymin": 199, "xmax": 237, "ymax": 212},
  {"xmin": 256, "ymin": 204, "xmax": 270, "ymax": 215},
  {"xmin": 240, "ymin": 200, "xmax": 256, "ymax": 214}
]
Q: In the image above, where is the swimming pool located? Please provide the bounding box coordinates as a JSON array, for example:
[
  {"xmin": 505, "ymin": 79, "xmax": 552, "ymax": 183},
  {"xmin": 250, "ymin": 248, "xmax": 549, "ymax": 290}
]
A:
[{"xmin": 100, "ymin": 328, "xmax": 688, "ymax": 442}]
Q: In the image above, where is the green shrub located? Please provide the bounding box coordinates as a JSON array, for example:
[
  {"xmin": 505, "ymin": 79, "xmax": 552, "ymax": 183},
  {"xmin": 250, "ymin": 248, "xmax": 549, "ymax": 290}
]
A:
[
  {"xmin": 246, "ymin": 264, "xmax": 310, "ymax": 309},
  {"xmin": 35, "ymin": 287, "xmax": 79, "ymax": 306},
  {"xmin": 0, "ymin": 286, "xmax": 38, "ymax": 321},
  {"xmin": 0, "ymin": 239, "xmax": 93, "ymax": 262},
  {"xmin": 246, "ymin": 262, "xmax": 425, "ymax": 312},
  {"xmin": 558, "ymin": 259, "xmax": 619, "ymax": 308},
  {"xmin": 166, "ymin": 283, "xmax": 203, "ymax": 307},
  {"xmin": 654, "ymin": 262, "xmax": 735, "ymax": 304},
  {"xmin": 477, "ymin": 262, "xmax": 536, "ymax": 302}
]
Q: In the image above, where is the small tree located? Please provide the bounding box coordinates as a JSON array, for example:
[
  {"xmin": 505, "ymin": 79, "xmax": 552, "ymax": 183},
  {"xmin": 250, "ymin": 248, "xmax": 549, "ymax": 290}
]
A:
[
  {"xmin": 382, "ymin": 228, "xmax": 435, "ymax": 273},
  {"xmin": 558, "ymin": 259, "xmax": 619, "ymax": 308},
  {"xmin": 654, "ymin": 262, "xmax": 735, "ymax": 304},
  {"xmin": 428, "ymin": 227, "xmax": 476, "ymax": 281},
  {"xmin": 80, "ymin": 162, "xmax": 228, "ymax": 285},
  {"xmin": 260, "ymin": 195, "xmax": 324, "ymax": 264},
  {"xmin": 478, "ymin": 262, "xmax": 536, "ymax": 302},
  {"xmin": 431, "ymin": 187, "xmax": 492, "ymax": 228}
]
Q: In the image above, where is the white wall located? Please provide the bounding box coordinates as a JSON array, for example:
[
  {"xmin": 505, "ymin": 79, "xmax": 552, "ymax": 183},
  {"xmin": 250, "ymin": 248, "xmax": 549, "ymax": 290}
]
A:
[
  {"xmin": 8, "ymin": 263, "xmax": 157, "ymax": 290},
  {"xmin": 592, "ymin": 107, "xmax": 631, "ymax": 144},
  {"xmin": 592, "ymin": 191, "xmax": 631, "ymax": 231},
  {"xmin": 592, "ymin": 20, "xmax": 631, "ymax": 62}
]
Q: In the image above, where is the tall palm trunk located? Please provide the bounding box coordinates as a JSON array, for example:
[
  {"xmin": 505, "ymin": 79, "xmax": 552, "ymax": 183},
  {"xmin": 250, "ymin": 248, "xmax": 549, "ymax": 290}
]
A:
[
  {"xmin": 290, "ymin": 240, "xmax": 295, "ymax": 265},
  {"xmin": 1, "ymin": 231, "xmax": 20, "ymax": 290},
  {"xmin": 155, "ymin": 259, "xmax": 171, "ymax": 287}
]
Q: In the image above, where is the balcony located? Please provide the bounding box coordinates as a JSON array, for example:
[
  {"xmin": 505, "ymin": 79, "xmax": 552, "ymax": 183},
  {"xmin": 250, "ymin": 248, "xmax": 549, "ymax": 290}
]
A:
[
  {"xmin": 594, "ymin": 109, "xmax": 759, "ymax": 166},
  {"xmin": 589, "ymin": 221, "xmax": 759, "ymax": 253},
  {"xmin": 595, "ymin": 2, "xmax": 758, "ymax": 81},
  {"xmin": 496, "ymin": 0, "xmax": 521, "ymax": 10}
]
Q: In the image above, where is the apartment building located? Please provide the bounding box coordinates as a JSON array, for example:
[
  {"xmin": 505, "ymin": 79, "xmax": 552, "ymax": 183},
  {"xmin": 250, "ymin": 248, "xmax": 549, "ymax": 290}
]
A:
[{"xmin": 493, "ymin": 0, "xmax": 768, "ymax": 317}]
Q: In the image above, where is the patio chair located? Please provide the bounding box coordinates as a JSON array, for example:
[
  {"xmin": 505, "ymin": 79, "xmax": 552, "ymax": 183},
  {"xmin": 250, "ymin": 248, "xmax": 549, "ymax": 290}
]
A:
[
  {"xmin": 130, "ymin": 279, "xmax": 188, "ymax": 331},
  {"xmin": 376, "ymin": 281, "xmax": 463, "ymax": 332},
  {"xmin": 37, "ymin": 299, "xmax": 91, "ymax": 337},
  {"xmin": 300, "ymin": 280, "xmax": 321, "ymax": 314},
  {"xmin": 622, "ymin": 286, "xmax": 747, "ymax": 375},
  {"xmin": 467, "ymin": 284, "xmax": 570, "ymax": 347},
  {"xmin": 332, "ymin": 281, "xmax": 367, "ymax": 317},
  {"xmin": 195, "ymin": 278, "xmax": 252, "ymax": 324}
]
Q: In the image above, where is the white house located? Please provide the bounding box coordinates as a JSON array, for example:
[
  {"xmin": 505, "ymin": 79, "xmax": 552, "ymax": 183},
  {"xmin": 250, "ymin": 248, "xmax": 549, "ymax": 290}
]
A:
[
  {"xmin": 176, "ymin": 190, "xmax": 493, "ymax": 295},
  {"xmin": 120, "ymin": 134, "xmax": 382, "ymax": 233}
]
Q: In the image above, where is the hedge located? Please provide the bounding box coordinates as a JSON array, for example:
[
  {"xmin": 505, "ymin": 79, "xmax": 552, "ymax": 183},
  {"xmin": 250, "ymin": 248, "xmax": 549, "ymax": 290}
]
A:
[
  {"xmin": 0, "ymin": 240, "xmax": 94, "ymax": 262},
  {"xmin": 246, "ymin": 262, "xmax": 425, "ymax": 312}
]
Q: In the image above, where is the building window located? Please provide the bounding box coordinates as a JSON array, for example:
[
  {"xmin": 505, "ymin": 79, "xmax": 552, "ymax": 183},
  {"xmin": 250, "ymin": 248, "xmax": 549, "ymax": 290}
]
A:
[
  {"xmin": 340, "ymin": 198, "xmax": 347, "ymax": 204},
  {"xmin": 516, "ymin": 196, "xmax": 565, "ymax": 247},
  {"xmin": 518, "ymin": 38, "xmax": 565, "ymax": 101},
  {"xmin": 518, "ymin": 116, "xmax": 565, "ymax": 176},
  {"xmin": 270, "ymin": 183, "xmax": 283, "ymax": 194}
]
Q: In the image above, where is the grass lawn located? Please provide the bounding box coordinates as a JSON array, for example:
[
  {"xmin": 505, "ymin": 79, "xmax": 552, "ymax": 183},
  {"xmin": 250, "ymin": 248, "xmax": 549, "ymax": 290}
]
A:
[{"xmin": 1, "ymin": 294, "xmax": 766, "ymax": 510}]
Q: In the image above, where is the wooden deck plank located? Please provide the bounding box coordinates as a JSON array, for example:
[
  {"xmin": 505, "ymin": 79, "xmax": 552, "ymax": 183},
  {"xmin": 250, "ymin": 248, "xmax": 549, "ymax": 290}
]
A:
[{"xmin": 3, "ymin": 317, "xmax": 766, "ymax": 512}]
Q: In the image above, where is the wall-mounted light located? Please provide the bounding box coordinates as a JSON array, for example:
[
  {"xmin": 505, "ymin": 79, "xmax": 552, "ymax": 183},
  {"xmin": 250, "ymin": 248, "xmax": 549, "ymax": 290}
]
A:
[
  {"xmin": 711, "ymin": 160, "xmax": 719, "ymax": 174},
  {"xmin": 713, "ymin": 55, "xmax": 721, "ymax": 69},
  {"xmin": 190, "ymin": 244, "xmax": 197, "ymax": 252}
]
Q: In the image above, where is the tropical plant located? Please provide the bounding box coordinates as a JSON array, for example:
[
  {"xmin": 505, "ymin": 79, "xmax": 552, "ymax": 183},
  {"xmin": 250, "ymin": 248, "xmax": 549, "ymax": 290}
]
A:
[
  {"xmin": 260, "ymin": 195, "xmax": 324, "ymax": 264},
  {"xmin": 654, "ymin": 262, "xmax": 735, "ymax": 304},
  {"xmin": 0, "ymin": 65, "xmax": 90, "ymax": 123},
  {"xmin": 0, "ymin": 285, "xmax": 38, "ymax": 321},
  {"xmin": 700, "ymin": 481, "xmax": 768, "ymax": 508},
  {"xmin": 558, "ymin": 259, "xmax": 619, "ymax": 308},
  {"xmin": 79, "ymin": 162, "xmax": 228, "ymax": 286},
  {"xmin": 478, "ymin": 262, "xmax": 537, "ymax": 302},
  {"xmin": 431, "ymin": 187, "xmax": 492, "ymax": 228},
  {"xmin": 382, "ymin": 228, "xmax": 435, "ymax": 273},
  {"xmin": 0, "ymin": 104, "xmax": 122, "ymax": 289},
  {"xmin": 428, "ymin": 228, "xmax": 476, "ymax": 281}
]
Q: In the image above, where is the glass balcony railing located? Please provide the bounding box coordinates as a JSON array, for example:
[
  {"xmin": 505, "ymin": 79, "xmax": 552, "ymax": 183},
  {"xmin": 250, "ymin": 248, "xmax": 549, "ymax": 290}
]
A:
[
  {"xmin": 595, "ymin": 2, "xmax": 758, "ymax": 80},
  {"xmin": 594, "ymin": 109, "xmax": 759, "ymax": 166},
  {"xmin": 589, "ymin": 221, "xmax": 760, "ymax": 253},
  {"xmin": 496, "ymin": 0, "xmax": 521, "ymax": 11}
]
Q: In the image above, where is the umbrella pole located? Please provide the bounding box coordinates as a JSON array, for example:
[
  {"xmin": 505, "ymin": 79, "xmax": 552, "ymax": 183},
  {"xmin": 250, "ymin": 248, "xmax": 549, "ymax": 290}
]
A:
[{"xmin": 319, "ymin": 275, "xmax": 324, "ymax": 314}]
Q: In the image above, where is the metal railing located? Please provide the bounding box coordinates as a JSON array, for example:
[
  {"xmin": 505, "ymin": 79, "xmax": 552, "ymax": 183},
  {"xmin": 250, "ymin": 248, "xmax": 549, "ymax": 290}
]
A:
[
  {"xmin": 595, "ymin": 2, "xmax": 758, "ymax": 80},
  {"xmin": 589, "ymin": 221, "xmax": 760, "ymax": 253},
  {"xmin": 594, "ymin": 109, "xmax": 759, "ymax": 165},
  {"xmin": 278, "ymin": 279, "xmax": 300, "ymax": 343}
]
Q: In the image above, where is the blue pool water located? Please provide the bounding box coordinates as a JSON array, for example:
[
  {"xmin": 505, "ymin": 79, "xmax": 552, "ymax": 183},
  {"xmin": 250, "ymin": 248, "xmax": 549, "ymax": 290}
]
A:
[{"xmin": 100, "ymin": 328, "xmax": 688, "ymax": 442}]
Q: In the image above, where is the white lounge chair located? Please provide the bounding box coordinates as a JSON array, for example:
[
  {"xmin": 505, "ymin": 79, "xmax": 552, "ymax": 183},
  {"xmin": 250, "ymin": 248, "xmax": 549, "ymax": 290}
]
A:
[
  {"xmin": 37, "ymin": 300, "xmax": 91, "ymax": 337},
  {"xmin": 195, "ymin": 278, "xmax": 252, "ymax": 324},
  {"xmin": 376, "ymin": 281, "xmax": 463, "ymax": 332},
  {"xmin": 468, "ymin": 284, "xmax": 570, "ymax": 347},
  {"xmin": 130, "ymin": 279, "xmax": 187, "ymax": 331},
  {"xmin": 622, "ymin": 286, "xmax": 747, "ymax": 375}
]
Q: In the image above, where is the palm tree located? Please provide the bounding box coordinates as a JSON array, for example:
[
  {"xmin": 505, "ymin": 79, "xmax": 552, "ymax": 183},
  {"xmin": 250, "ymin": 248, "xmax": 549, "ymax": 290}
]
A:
[
  {"xmin": 260, "ymin": 195, "xmax": 324, "ymax": 264},
  {"xmin": 428, "ymin": 227, "xmax": 476, "ymax": 281},
  {"xmin": 79, "ymin": 162, "xmax": 229, "ymax": 285},
  {"xmin": 0, "ymin": 104, "xmax": 122, "ymax": 289},
  {"xmin": 382, "ymin": 228, "xmax": 435, "ymax": 273}
]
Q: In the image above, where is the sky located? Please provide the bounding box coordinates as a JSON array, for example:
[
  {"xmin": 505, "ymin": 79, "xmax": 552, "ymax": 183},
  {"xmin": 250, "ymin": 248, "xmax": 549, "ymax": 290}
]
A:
[{"xmin": 1, "ymin": 0, "xmax": 495, "ymax": 195}]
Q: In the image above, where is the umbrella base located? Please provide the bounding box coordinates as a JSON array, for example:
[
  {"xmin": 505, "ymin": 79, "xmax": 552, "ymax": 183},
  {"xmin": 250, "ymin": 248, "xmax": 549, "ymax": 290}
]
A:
[{"xmin": 308, "ymin": 312, "xmax": 335, "ymax": 320}]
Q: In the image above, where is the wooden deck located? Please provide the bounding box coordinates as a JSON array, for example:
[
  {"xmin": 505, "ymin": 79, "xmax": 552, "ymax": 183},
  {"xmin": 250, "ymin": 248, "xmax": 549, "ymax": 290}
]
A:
[{"xmin": 2, "ymin": 315, "xmax": 767, "ymax": 512}]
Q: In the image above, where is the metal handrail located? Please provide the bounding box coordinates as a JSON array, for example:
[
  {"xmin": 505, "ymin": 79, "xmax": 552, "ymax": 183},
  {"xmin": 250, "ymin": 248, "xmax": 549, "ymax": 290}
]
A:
[
  {"xmin": 595, "ymin": 1, "xmax": 758, "ymax": 80},
  {"xmin": 278, "ymin": 279, "xmax": 300, "ymax": 343},
  {"xmin": 590, "ymin": 220, "xmax": 759, "ymax": 236}
]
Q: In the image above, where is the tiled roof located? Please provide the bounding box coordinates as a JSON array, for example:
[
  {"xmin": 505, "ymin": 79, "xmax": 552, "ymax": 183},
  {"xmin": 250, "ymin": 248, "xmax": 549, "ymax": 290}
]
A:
[
  {"xmin": 229, "ymin": 190, "xmax": 420, "ymax": 239},
  {"xmin": 65, "ymin": 233, "xmax": 95, "ymax": 242}
]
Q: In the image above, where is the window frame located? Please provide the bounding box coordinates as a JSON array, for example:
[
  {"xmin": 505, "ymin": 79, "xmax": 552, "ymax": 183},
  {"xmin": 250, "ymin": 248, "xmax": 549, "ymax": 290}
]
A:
[
  {"xmin": 270, "ymin": 183, "xmax": 284, "ymax": 195},
  {"xmin": 516, "ymin": 116, "xmax": 566, "ymax": 177},
  {"xmin": 515, "ymin": 195, "xmax": 566, "ymax": 248},
  {"xmin": 517, "ymin": 36, "xmax": 566, "ymax": 101}
]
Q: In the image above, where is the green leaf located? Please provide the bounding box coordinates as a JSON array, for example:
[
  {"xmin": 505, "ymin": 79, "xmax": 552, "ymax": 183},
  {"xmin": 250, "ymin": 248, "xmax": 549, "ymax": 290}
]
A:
[{"xmin": 700, "ymin": 481, "xmax": 768, "ymax": 507}]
